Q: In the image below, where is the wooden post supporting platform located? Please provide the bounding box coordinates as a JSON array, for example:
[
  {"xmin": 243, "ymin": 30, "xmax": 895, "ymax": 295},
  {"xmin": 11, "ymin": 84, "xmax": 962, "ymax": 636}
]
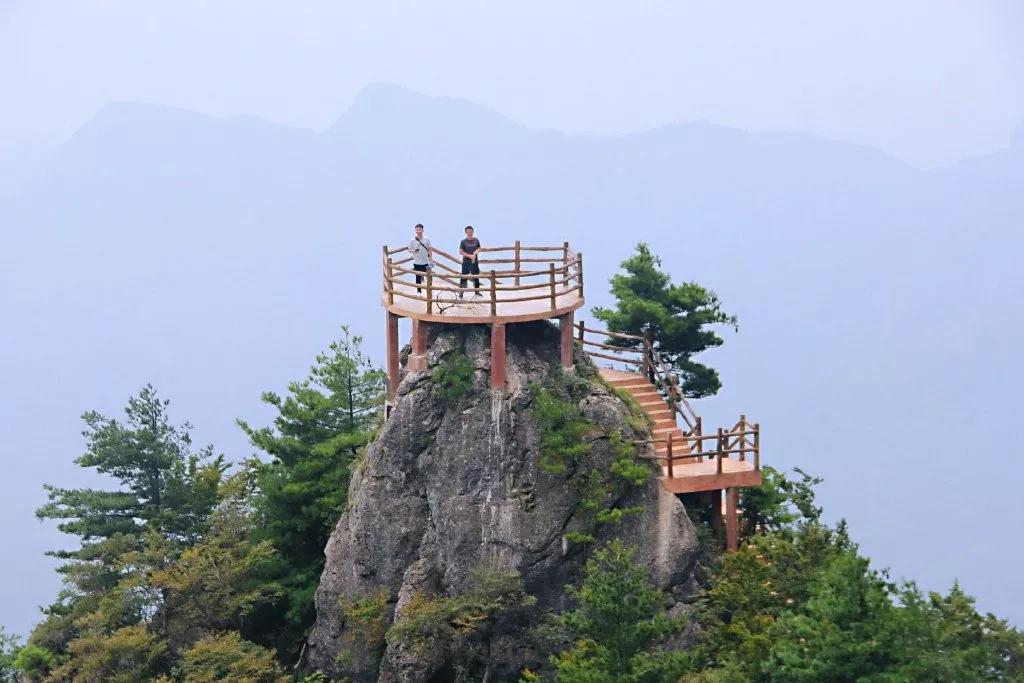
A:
[
  {"xmin": 559, "ymin": 311, "xmax": 575, "ymax": 369},
  {"xmin": 408, "ymin": 319, "xmax": 429, "ymax": 371},
  {"xmin": 491, "ymin": 322, "xmax": 506, "ymax": 390},
  {"xmin": 386, "ymin": 312, "xmax": 400, "ymax": 404},
  {"xmin": 725, "ymin": 487, "xmax": 739, "ymax": 552},
  {"xmin": 708, "ymin": 490, "xmax": 724, "ymax": 545}
]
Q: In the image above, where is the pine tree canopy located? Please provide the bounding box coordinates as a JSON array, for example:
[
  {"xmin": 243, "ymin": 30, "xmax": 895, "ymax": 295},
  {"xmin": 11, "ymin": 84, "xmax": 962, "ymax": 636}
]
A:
[{"xmin": 592, "ymin": 242, "xmax": 737, "ymax": 398}]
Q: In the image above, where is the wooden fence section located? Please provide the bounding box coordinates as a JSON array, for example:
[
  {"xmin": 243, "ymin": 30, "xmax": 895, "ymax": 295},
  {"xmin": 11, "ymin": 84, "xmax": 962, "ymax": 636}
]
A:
[
  {"xmin": 635, "ymin": 417, "xmax": 760, "ymax": 480},
  {"xmin": 577, "ymin": 322, "xmax": 701, "ymax": 434},
  {"xmin": 382, "ymin": 243, "xmax": 584, "ymax": 321}
]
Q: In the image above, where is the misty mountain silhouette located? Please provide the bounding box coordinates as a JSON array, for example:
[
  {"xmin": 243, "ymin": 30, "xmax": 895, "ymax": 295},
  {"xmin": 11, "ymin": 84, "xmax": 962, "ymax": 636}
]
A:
[{"xmin": 1, "ymin": 84, "xmax": 1022, "ymax": 637}]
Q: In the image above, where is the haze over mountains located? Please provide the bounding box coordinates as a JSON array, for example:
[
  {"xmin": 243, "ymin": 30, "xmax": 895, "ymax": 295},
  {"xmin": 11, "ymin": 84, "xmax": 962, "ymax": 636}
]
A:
[{"xmin": 2, "ymin": 83, "xmax": 1022, "ymax": 636}]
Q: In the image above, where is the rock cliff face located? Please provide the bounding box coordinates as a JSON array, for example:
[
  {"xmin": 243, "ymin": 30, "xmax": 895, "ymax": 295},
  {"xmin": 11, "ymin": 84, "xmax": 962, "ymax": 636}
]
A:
[{"xmin": 306, "ymin": 321, "xmax": 699, "ymax": 681}]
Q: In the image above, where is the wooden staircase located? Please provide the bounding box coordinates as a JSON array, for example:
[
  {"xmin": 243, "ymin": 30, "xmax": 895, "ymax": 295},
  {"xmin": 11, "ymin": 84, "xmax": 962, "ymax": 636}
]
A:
[{"xmin": 600, "ymin": 368, "xmax": 690, "ymax": 461}]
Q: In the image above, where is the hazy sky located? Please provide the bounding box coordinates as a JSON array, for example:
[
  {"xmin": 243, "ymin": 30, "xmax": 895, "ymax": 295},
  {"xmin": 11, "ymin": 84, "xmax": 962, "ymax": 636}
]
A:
[{"xmin": 2, "ymin": 1, "xmax": 1023, "ymax": 168}]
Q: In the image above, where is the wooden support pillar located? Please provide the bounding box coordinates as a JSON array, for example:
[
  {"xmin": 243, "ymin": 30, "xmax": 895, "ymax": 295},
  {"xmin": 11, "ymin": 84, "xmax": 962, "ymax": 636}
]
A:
[
  {"xmin": 491, "ymin": 322, "xmax": 506, "ymax": 390},
  {"xmin": 725, "ymin": 487, "xmax": 739, "ymax": 552},
  {"xmin": 408, "ymin": 319, "xmax": 429, "ymax": 371},
  {"xmin": 708, "ymin": 490, "xmax": 724, "ymax": 544},
  {"xmin": 386, "ymin": 312, "xmax": 400, "ymax": 404},
  {"xmin": 559, "ymin": 311, "xmax": 575, "ymax": 369}
]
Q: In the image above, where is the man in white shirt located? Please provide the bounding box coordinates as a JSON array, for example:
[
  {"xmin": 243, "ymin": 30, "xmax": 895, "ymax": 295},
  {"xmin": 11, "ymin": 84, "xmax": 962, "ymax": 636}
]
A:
[{"xmin": 408, "ymin": 223, "xmax": 433, "ymax": 293}]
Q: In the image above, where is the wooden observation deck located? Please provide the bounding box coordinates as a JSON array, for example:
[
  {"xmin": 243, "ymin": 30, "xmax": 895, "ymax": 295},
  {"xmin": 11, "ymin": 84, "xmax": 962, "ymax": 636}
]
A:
[
  {"xmin": 381, "ymin": 241, "xmax": 760, "ymax": 551},
  {"xmin": 382, "ymin": 241, "xmax": 585, "ymax": 400}
]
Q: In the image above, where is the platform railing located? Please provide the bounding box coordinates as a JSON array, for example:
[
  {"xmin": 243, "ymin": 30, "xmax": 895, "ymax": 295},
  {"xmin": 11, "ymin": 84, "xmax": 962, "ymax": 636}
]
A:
[
  {"xmin": 382, "ymin": 243, "xmax": 583, "ymax": 317},
  {"xmin": 633, "ymin": 418, "xmax": 759, "ymax": 479},
  {"xmin": 577, "ymin": 322, "xmax": 701, "ymax": 433}
]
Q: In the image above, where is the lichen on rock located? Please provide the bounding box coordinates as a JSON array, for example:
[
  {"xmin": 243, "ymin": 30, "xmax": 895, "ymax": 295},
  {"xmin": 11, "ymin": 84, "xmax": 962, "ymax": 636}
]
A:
[{"xmin": 305, "ymin": 321, "xmax": 698, "ymax": 681}]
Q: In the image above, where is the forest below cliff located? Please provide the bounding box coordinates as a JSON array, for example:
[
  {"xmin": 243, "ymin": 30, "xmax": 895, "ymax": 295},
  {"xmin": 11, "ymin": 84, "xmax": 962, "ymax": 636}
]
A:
[{"xmin": 3, "ymin": 314, "xmax": 1023, "ymax": 681}]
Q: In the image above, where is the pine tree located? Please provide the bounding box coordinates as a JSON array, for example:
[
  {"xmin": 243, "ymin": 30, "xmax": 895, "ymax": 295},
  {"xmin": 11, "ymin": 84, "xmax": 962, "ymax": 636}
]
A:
[
  {"xmin": 238, "ymin": 327, "xmax": 386, "ymax": 655},
  {"xmin": 592, "ymin": 243, "xmax": 736, "ymax": 398},
  {"xmin": 32, "ymin": 386, "xmax": 226, "ymax": 656}
]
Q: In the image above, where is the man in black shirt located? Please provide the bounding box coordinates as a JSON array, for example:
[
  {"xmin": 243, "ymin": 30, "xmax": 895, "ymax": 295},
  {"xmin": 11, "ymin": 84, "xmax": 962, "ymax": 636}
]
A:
[{"xmin": 458, "ymin": 225, "xmax": 483, "ymax": 297}]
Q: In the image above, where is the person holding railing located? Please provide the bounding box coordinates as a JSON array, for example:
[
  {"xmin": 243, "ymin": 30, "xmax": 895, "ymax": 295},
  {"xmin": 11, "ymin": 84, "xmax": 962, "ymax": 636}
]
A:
[
  {"xmin": 458, "ymin": 225, "xmax": 483, "ymax": 298},
  {"xmin": 407, "ymin": 223, "xmax": 433, "ymax": 293}
]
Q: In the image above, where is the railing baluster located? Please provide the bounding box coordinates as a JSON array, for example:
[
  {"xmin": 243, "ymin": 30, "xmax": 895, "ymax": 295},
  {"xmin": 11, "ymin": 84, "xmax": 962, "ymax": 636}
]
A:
[
  {"xmin": 514, "ymin": 240, "xmax": 521, "ymax": 286},
  {"xmin": 716, "ymin": 427, "xmax": 724, "ymax": 475},
  {"xmin": 549, "ymin": 263, "xmax": 556, "ymax": 309},
  {"xmin": 490, "ymin": 271, "xmax": 497, "ymax": 316},
  {"xmin": 695, "ymin": 418, "xmax": 703, "ymax": 463},
  {"xmin": 426, "ymin": 271, "xmax": 433, "ymax": 314},
  {"xmin": 667, "ymin": 432, "xmax": 674, "ymax": 478},
  {"xmin": 738, "ymin": 415, "xmax": 746, "ymax": 462},
  {"xmin": 753, "ymin": 422, "xmax": 760, "ymax": 471},
  {"xmin": 386, "ymin": 257, "xmax": 395, "ymax": 305}
]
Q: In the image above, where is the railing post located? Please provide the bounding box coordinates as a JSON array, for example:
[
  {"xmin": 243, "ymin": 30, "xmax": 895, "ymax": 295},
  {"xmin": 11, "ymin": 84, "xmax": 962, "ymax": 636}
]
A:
[
  {"xmin": 738, "ymin": 414, "xmax": 746, "ymax": 462},
  {"xmin": 426, "ymin": 271, "xmax": 433, "ymax": 315},
  {"xmin": 386, "ymin": 257, "xmax": 395, "ymax": 305},
  {"xmin": 716, "ymin": 427, "xmax": 724, "ymax": 475},
  {"xmin": 642, "ymin": 339, "xmax": 652, "ymax": 382},
  {"xmin": 694, "ymin": 422, "xmax": 703, "ymax": 463},
  {"xmin": 577, "ymin": 320, "xmax": 585, "ymax": 342},
  {"xmin": 490, "ymin": 270, "xmax": 498, "ymax": 317},
  {"xmin": 563, "ymin": 240, "xmax": 569, "ymax": 265},
  {"xmin": 577, "ymin": 252, "xmax": 584, "ymax": 293},
  {"xmin": 753, "ymin": 422, "xmax": 760, "ymax": 471},
  {"xmin": 514, "ymin": 240, "xmax": 521, "ymax": 286},
  {"xmin": 667, "ymin": 431, "xmax": 674, "ymax": 478},
  {"xmin": 548, "ymin": 263, "xmax": 556, "ymax": 309}
]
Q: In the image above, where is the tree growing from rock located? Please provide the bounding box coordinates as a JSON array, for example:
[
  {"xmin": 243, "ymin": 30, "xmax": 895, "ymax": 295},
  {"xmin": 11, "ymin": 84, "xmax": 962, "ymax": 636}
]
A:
[{"xmin": 593, "ymin": 242, "xmax": 737, "ymax": 398}]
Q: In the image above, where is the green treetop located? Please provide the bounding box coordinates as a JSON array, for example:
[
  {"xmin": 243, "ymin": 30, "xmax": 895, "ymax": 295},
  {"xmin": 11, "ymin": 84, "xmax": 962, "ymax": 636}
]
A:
[
  {"xmin": 238, "ymin": 327, "xmax": 386, "ymax": 656},
  {"xmin": 593, "ymin": 243, "xmax": 737, "ymax": 398}
]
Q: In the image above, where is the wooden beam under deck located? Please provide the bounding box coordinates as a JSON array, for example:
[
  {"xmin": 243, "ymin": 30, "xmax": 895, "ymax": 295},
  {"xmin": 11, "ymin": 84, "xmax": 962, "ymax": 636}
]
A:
[{"xmin": 658, "ymin": 460, "xmax": 762, "ymax": 495}]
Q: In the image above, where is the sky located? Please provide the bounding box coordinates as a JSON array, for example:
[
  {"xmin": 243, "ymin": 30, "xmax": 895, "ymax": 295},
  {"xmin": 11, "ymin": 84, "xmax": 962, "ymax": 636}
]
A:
[
  {"xmin": 1, "ymin": 0, "xmax": 1023, "ymax": 640},
  {"xmin": 1, "ymin": 1, "xmax": 1024, "ymax": 168}
]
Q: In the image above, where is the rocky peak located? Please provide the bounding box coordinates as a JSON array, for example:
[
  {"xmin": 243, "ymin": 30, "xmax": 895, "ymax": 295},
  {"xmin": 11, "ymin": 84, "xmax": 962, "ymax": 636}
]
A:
[{"xmin": 305, "ymin": 321, "xmax": 699, "ymax": 681}]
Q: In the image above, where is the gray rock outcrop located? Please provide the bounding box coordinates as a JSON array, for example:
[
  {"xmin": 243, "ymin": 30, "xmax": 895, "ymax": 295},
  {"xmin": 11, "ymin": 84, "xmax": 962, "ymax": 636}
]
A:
[{"xmin": 305, "ymin": 321, "xmax": 698, "ymax": 681}]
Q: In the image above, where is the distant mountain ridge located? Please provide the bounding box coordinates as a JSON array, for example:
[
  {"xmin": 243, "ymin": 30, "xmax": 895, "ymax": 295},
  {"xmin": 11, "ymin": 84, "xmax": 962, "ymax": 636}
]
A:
[{"xmin": 1, "ymin": 83, "xmax": 1022, "ymax": 639}]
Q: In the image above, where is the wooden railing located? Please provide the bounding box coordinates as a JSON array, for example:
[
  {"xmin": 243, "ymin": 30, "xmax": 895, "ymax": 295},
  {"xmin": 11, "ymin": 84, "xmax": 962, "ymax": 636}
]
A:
[
  {"xmin": 382, "ymin": 242, "xmax": 583, "ymax": 316},
  {"xmin": 578, "ymin": 322, "xmax": 701, "ymax": 434},
  {"xmin": 634, "ymin": 416, "xmax": 759, "ymax": 479}
]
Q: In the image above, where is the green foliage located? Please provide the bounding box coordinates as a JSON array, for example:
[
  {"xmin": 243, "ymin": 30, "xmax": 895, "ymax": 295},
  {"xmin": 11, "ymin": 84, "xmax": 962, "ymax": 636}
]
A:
[
  {"xmin": 386, "ymin": 564, "xmax": 537, "ymax": 660},
  {"xmin": 149, "ymin": 471, "xmax": 280, "ymax": 647},
  {"xmin": 10, "ymin": 643, "xmax": 56, "ymax": 681},
  {"xmin": 531, "ymin": 372, "xmax": 651, "ymax": 546},
  {"xmin": 337, "ymin": 588, "xmax": 391, "ymax": 672},
  {"xmin": 0, "ymin": 628, "xmax": 24, "ymax": 683},
  {"xmin": 431, "ymin": 350, "xmax": 476, "ymax": 405},
  {"xmin": 593, "ymin": 243, "xmax": 737, "ymax": 398},
  {"xmin": 239, "ymin": 327, "xmax": 385, "ymax": 655},
  {"xmin": 685, "ymin": 469, "xmax": 1024, "ymax": 682},
  {"xmin": 739, "ymin": 466, "xmax": 822, "ymax": 536},
  {"xmin": 532, "ymin": 385, "xmax": 594, "ymax": 477},
  {"xmin": 32, "ymin": 386, "xmax": 227, "ymax": 655},
  {"xmin": 46, "ymin": 623, "xmax": 166, "ymax": 683},
  {"xmin": 170, "ymin": 631, "xmax": 288, "ymax": 682},
  {"xmin": 548, "ymin": 541, "xmax": 690, "ymax": 682}
]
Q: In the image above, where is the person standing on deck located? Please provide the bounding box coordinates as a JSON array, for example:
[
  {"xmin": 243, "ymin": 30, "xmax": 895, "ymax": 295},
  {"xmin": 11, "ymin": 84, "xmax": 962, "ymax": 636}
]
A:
[
  {"xmin": 458, "ymin": 225, "xmax": 483, "ymax": 297},
  {"xmin": 407, "ymin": 223, "xmax": 432, "ymax": 293}
]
